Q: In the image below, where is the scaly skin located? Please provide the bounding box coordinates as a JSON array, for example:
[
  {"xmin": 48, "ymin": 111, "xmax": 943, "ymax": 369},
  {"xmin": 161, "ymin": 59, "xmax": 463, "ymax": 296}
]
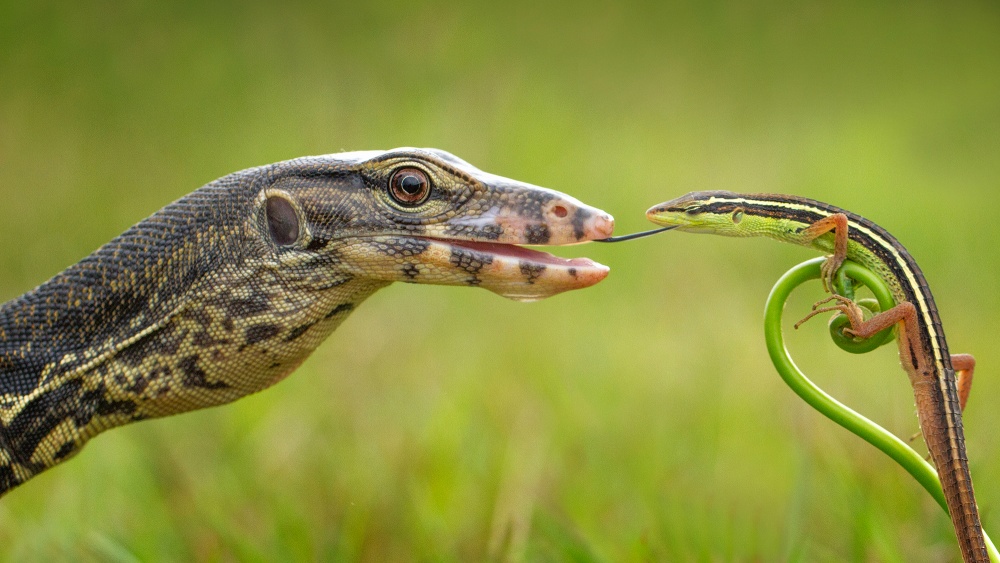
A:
[
  {"xmin": 0, "ymin": 148, "xmax": 614, "ymax": 496},
  {"xmin": 648, "ymin": 191, "xmax": 988, "ymax": 563}
]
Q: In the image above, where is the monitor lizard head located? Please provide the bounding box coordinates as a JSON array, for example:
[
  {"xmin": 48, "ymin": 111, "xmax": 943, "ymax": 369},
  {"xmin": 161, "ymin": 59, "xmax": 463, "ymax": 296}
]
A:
[{"xmin": 256, "ymin": 148, "xmax": 614, "ymax": 301}]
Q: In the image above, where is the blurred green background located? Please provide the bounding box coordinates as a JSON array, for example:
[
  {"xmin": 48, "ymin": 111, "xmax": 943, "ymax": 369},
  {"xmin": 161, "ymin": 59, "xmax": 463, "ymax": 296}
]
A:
[{"xmin": 1, "ymin": 1, "xmax": 998, "ymax": 560}]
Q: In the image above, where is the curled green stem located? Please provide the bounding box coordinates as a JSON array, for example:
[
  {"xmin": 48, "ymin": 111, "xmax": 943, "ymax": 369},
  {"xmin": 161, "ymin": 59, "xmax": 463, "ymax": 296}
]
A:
[{"xmin": 764, "ymin": 257, "xmax": 997, "ymax": 559}]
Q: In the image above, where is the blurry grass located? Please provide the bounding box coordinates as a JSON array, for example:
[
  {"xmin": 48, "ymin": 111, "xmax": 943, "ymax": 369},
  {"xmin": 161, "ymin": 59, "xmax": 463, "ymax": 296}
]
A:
[{"xmin": 0, "ymin": 0, "xmax": 999, "ymax": 560}]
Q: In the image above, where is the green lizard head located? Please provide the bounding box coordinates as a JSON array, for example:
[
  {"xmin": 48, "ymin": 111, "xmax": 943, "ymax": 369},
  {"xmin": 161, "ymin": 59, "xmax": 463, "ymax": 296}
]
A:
[
  {"xmin": 255, "ymin": 148, "xmax": 615, "ymax": 301},
  {"xmin": 646, "ymin": 191, "xmax": 763, "ymax": 237}
]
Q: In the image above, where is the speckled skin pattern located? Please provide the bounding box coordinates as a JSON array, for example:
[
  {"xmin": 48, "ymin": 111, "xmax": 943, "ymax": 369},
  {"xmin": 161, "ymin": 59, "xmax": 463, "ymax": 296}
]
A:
[{"xmin": 0, "ymin": 148, "xmax": 614, "ymax": 496}]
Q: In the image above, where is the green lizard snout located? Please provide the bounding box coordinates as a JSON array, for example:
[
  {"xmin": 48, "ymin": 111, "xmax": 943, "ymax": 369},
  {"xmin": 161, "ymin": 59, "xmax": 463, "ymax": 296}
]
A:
[{"xmin": 646, "ymin": 191, "xmax": 749, "ymax": 236}]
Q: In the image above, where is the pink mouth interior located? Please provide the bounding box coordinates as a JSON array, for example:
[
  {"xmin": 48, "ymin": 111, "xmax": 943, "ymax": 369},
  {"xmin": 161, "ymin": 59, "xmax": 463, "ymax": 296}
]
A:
[{"xmin": 441, "ymin": 239, "xmax": 599, "ymax": 268}]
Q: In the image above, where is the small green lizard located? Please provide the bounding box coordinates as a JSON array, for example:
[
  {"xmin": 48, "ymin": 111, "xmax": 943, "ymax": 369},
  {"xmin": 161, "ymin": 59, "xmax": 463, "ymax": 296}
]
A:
[{"xmin": 647, "ymin": 191, "xmax": 988, "ymax": 563}]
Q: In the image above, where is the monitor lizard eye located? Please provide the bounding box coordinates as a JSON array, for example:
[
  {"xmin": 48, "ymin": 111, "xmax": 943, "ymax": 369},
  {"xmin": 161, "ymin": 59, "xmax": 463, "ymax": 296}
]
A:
[{"xmin": 389, "ymin": 167, "xmax": 431, "ymax": 206}]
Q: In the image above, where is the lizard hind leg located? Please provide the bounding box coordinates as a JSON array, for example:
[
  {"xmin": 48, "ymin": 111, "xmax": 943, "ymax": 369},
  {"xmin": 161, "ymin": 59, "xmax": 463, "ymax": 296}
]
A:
[
  {"xmin": 807, "ymin": 299, "xmax": 918, "ymax": 343},
  {"xmin": 951, "ymin": 354, "xmax": 976, "ymax": 412},
  {"xmin": 793, "ymin": 294, "xmax": 867, "ymax": 330},
  {"xmin": 793, "ymin": 297, "xmax": 920, "ymax": 366}
]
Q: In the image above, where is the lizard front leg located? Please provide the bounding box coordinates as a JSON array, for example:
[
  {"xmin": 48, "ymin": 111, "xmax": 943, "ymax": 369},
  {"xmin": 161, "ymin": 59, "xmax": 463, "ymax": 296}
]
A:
[{"xmin": 799, "ymin": 213, "xmax": 850, "ymax": 293}]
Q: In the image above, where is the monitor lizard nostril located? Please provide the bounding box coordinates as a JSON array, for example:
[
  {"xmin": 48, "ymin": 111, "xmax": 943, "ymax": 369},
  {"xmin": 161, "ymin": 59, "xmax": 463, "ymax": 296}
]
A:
[
  {"xmin": 592, "ymin": 214, "xmax": 614, "ymax": 238},
  {"xmin": 552, "ymin": 205, "xmax": 568, "ymax": 218}
]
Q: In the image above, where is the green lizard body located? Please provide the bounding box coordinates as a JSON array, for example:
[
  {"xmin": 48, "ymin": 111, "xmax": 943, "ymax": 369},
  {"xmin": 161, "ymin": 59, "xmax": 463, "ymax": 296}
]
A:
[{"xmin": 648, "ymin": 191, "xmax": 988, "ymax": 563}]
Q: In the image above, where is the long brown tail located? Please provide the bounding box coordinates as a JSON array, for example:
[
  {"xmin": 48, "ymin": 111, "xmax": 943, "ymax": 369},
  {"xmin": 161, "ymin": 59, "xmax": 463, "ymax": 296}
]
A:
[{"xmin": 915, "ymin": 374, "xmax": 989, "ymax": 562}]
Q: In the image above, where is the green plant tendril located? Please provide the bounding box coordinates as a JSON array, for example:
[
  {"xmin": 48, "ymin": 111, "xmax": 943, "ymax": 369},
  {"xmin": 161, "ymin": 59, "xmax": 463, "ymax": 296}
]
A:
[{"xmin": 765, "ymin": 257, "xmax": 997, "ymax": 559}]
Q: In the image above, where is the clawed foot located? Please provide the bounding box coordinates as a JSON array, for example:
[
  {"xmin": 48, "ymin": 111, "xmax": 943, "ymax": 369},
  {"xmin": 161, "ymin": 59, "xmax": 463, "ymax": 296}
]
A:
[
  {"xmin": 794, "ymin": 294, "xmax": 863, "ymax": 331},
  {"xmin": 820, "ymin": 256, "xmax": 844, "ymax": 293}
]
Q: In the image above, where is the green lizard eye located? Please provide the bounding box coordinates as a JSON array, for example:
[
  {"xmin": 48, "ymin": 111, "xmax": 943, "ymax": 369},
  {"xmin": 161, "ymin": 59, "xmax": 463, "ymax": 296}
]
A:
[
  {"xmin": 732, "ymin": 208, "xmax": 744, "ymax": 223},
  {"xmin": 389, "ymin": 167, "xmax": 431, "ymax": 206}
]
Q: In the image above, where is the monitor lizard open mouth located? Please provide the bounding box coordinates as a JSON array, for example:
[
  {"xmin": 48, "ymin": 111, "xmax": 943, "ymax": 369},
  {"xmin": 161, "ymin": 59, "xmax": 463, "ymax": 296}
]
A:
[
  {"xmin": 410, "ymin": 236, "xmax": 609, "ymax": 302},
  {"xmin": 440, "ymin": 238, "xmax": 602, "ymax": 267}
]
